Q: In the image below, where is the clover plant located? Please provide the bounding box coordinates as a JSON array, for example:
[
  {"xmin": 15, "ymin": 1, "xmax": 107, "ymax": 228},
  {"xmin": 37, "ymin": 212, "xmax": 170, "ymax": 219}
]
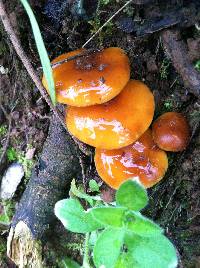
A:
[{"xmin": 55, "ymin": 180, "xmax": 178, "ymax": 268}]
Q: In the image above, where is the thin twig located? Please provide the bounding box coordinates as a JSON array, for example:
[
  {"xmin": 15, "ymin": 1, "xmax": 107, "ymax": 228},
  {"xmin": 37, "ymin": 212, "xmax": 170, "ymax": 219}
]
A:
[
  {"xmin": 78, "ymin": 153, "xmax": 87, "ymax": 192},
  {"xmin": 51, "ymin": 48, "xmax": 101, "ymax": 68},
  {"xmin": 82, "ymin": 0, "xmax": 133, "ymax": 48},
  {"xmin": 0, "ymin": 0, "xmax": 65, "ymax": 129}
]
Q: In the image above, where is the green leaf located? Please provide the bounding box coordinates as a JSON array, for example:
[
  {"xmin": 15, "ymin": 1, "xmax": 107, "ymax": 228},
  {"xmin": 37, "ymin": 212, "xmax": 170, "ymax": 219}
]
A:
[
  {"xmin": 0, "ymin": 213, "xmax": 10, "ymax": 225},
  {"xmin": 116, "ymin": 180, "xmax": 148, "ymax": 211},
  {"xmin": 90, "ymin": 207, "xmax": 127, "ymax": 227},
  {"xmin": 19, "ymin": 0, "xmax": 56, "ymax": 104},
  {"xmin": 54, "ymin": 198, "xmax": 102, "ymax": 233},
  {"xmin": 93, "ymin": 228, "xmax": 125, "ymax": 268},
  {"xmin": 125, "ymin": 211, "xmax": 162, "ymax": 237},
  {"xmin": 58, "ymin": 257, "xmax": 80, "ymax": 268},
  {"xmin": 125, "ymin": 233, "xmax": 178, "ymax": 268},
  {"xmin": 89, "ymin": 179, "xmax": 100, "ymax": 192}
]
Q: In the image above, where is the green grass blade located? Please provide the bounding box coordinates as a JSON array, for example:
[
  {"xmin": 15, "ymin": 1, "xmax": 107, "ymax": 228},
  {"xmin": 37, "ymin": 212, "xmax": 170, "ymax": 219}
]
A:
[{"xmin": 19, "ymin": 0, "xmax": 56, "ymax": 105}]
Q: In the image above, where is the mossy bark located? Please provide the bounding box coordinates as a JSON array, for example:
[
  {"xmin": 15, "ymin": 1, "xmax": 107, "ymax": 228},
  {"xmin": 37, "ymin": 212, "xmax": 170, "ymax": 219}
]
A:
[{"xmin": 7, "ymin": 115, "xmax": 81, "ymax": 267}]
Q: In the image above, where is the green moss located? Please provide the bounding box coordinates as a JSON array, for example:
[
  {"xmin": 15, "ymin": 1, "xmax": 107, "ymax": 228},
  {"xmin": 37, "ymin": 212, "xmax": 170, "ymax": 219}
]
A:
[
  {"xmin": 7, "ymin": 147, "xmax": 18, "ymax": 162},
  {"xmin": 163, "ymin": 99, "xmax": 173, "ymax": 111},
  {"xmin": 155, "ymin": 95, "xmax": 181, "ymax": 118},
  {"xmin": 0, "ymin": 239, "xmax": 6, "ymax": 264},
  {"xmin": 100, "ymin": 0, "xmax": 111, "ymax": 5},
  {"xmin": 190, "ymin": 110, "xmax": 200, "ymax": 119},
  {"xmin": 87, "ymin": 0, "xmax": 117, "ymax": 46},
  {"xmin": 0, "ymin": 125, "xmax": 7, "ymax": 137},
  {"xmin": 7, "ymin": 145, "xmax": 35, "ymax": 180},
  {"xmin": 0, "ymin": 199, "xmax": 15, "ymax": 225},
  {"xmin": 67, "ymin": 242, "xmax": 84, "ymax": 255},
  {"xmin": 160, "ymin": 58, "xmax": 171, "ymax": 80},
  {"xmin": 88, "ymin": 18, "xmax": 114, "ymax": 46},
  {"xmin": 0, "ymin": 41, "xmax": 7, "ymax": 57}
]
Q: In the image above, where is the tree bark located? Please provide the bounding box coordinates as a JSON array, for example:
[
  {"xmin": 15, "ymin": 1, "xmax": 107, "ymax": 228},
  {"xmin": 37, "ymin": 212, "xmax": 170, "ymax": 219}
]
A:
[{"xmin": 7, "ymin": 115, "xmax": 81, "ymax": 268}]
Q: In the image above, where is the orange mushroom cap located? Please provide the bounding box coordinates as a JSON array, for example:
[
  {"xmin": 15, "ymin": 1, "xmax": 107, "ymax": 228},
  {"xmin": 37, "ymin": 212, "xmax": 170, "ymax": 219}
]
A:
[
  {"xmin": 95, "ymin": 129, "xmax": 168, "ymax": 189},
  {"xmin": 66, "ymin": 80, "xmax": 155, "ymax": 149},
  {"xmin": 42, "ymin": 47, "xmax": 130, "ymax": 106},
  {"xmin": 152, "ymin": 112, "xmax": 190, "ymax": 152}
]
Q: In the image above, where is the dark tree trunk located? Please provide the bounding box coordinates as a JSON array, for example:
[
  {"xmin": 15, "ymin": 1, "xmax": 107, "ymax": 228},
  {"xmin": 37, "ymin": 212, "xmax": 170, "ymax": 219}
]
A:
[{"xmin": 7, "ymin": 114, "xmax": 81, "ymax": 267}]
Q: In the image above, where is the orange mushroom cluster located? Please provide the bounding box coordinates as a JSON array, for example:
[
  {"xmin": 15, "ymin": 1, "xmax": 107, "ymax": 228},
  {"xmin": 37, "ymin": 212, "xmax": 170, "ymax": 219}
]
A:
[{"xmin": 43, "ymin": 47, "xmax": 190, "ymax": 190}]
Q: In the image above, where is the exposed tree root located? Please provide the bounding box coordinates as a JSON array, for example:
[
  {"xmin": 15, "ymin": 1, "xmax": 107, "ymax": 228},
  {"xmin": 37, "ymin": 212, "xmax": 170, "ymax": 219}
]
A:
[
  {"xmin": 162, "ymin": 29, "xmax": 200, "ymax": 98},
  {"xmin": 7, "ymin": 115, "xmax": 81, "ymax": 266}
]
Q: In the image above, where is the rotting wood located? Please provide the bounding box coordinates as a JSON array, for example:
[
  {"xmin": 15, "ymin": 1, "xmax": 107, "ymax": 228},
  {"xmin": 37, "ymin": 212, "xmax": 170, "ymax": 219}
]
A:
[
  {"xmin": 7, "ymin": 115, "xmax": 81, "ymax": 267},
  {"xmin": 162, "ymin": 29, "xmax": 200, "ymax": 98},
  {"xmin": 118, "ymin": 1, "xmax": 200, "ymax": 36},
  {"xmin": 139, "ymin": 1, "xmax": 200, "ymax": 36},
  {"xmin": 7, "ymin": 222, "xmax": 43, "ymax": 268}
]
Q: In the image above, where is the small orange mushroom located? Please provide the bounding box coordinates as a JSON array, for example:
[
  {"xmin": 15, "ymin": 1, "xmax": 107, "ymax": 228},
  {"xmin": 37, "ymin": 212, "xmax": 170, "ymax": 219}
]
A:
[
  {"xmin": 66, "ymin": 80, "xmax": 155, "ymax": 149},
  {"xmin": 42, "ymin": 47, "xmax": 130, "ymax": 106},
  {"xmin": 95, "ymin": 129, "xmax": 168, "ymax": 189},
  {"xmin": 152, "ymin": 112, "xmax": 190, "ymax": 152},
  {"xmin": 94, "ymin": 129, "xmax": 168, "ymax": 189}
]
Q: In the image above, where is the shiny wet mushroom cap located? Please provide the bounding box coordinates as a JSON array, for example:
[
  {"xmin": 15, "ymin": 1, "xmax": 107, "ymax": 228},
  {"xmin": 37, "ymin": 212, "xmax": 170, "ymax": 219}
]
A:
[
  {"xmin": 42, "ymin": 47, "xmax": 130, "ymax": 107},
  {"xmin": 66, "ymin": 80, "xmax": 155, "ymax": 149},
  {"xmin": 152, "ymin": 112, "xmax": 190, "ymax": 152},
  {"xmin": 94, "ymin": 129, "xmax": 168, "ymax": 189}
]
